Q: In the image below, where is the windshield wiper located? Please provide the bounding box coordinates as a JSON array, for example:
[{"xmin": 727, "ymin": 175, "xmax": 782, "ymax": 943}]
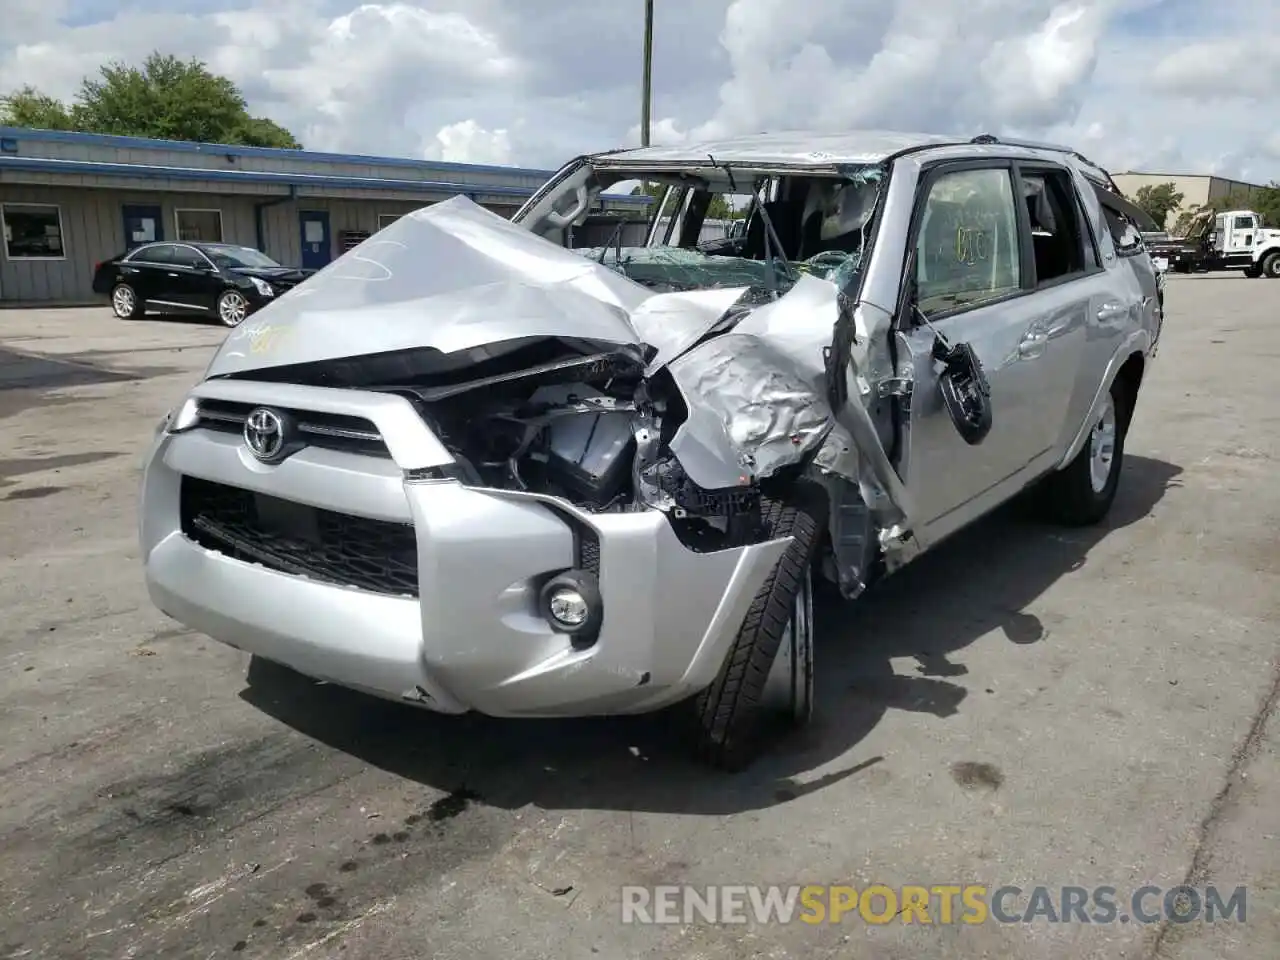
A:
[{"xmin": 597, "ymin": 219, "xmax": 627, "ymax": 267}]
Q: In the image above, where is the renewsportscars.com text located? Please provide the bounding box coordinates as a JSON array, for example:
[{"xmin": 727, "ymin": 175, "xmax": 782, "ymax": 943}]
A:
[{"xmin": 620, "ymin": 884, "xmax": 1247, "ymax": 926}]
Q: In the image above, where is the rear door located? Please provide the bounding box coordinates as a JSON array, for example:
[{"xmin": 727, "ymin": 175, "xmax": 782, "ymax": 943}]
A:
[
  {"xmin": 894, "ymin": 160, "xmax": 1054, "ymax": 537},
  {"xmin": 116, "ymin": 242, "xmax": 177, "ymax": 303},
  {"xmin": 1008, "ymin": 162, "xmax": 1113, "ymax": 458}
]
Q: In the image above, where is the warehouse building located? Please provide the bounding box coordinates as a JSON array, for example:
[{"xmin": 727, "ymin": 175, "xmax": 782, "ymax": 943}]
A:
[
  {"xmin": 0, "ymin": 126, "xmax": 650, "ymax": 304},
  {"xmin": 1111, "ymin": 171, "xmax": 1266, "ymax": 230}
]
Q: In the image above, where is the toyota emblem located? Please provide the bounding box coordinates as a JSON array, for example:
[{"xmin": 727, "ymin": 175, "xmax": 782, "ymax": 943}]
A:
[{"xmin": 244, "ymin": 407, "xmax": 286, "ymax": 461}]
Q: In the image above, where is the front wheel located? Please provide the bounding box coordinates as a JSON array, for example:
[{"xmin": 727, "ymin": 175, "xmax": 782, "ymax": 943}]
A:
[
  {"xmin": 691, "ymin": 491, "xmax": 823, "ymax": 771},
  {"xmin": 1038, "ymin": 380, "xmax": 1128, "ymax": 526},
  {"xmin": 1261, "ymin": 252, "xmax": 1280, "ymax": 279},
  {"xmin": 216, "ymin": 289, "xmax": 250, "ymax": 327}
]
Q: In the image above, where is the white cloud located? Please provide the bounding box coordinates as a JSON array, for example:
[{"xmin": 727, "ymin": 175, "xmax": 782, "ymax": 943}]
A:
[
  {"xmin": 0, "ymin": 0, "xmax": 1276, "ymax": 182},
  {"xmin": 422, "ymin": 119, "xmax": 513, "ymax": 165}
]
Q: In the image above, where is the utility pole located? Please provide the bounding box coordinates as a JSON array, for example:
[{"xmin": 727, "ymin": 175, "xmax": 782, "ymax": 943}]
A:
[{"xmin": 641, "ymin": 0, "xmax": 653, "ymax": 146}]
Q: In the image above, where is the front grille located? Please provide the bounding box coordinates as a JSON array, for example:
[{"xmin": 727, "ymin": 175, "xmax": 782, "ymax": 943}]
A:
[
  {"xmin": 195, "ymin": 399, "xmax": 390, "ymax": 458},
  {"xmin": 180, "ymin": 476, "xmax": 419, "ymax": 596}
]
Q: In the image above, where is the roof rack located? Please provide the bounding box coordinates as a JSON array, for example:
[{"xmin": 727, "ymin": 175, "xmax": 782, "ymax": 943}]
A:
[{"xmin": 969, "ymin": 134, "xmax": 1121, "ymax": 194}]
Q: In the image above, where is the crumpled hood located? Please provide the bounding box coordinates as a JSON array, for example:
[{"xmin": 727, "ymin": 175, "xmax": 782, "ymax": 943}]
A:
[
  {"xmin": 199, "ymin": 196, "xmax": 863, "ymax": 506},
  {"xmin": 206, "ymin": 196, "xmax": 663, "ymax": 378}
]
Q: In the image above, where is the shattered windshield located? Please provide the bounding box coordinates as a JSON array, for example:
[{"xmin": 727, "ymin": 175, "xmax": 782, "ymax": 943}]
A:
[
  {"xmin": 525, "ymin": 162, "xmax": 885, "ymax": 300},
  {"xmin": 573, "ymin": 243, "xmax": 863, "ymax": 302}
]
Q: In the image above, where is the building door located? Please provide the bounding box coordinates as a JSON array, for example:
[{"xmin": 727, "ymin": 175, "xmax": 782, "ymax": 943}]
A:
[
  {"xmin": 122, "ymin": 205, "xmax": 163, "ymax": 251},
  {"xmin": 299, "ymin": 211, "xmax": 332, "ymax": 270}
]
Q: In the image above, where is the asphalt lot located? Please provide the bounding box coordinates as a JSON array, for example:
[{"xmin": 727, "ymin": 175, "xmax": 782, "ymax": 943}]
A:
[{"xmin": 1, "ymin": 276, "xmax": 1277, "ymax": 960}]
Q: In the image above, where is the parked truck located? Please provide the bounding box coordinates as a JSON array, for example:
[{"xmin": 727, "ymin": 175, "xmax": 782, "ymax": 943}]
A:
[{"xmin": 1146, "ymin": 207, "xmax": 1280, "ymax": 278}]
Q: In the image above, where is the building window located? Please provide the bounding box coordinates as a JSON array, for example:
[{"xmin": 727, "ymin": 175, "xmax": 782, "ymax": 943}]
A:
[
  {"xmin": 377, "ymin": 214, "xmax": 402, "ymax": 230},
  {"xmin": 175, "ymin": 208, "xmax": 223, "ymax": 243},
  {"xmin": 2, "ymin": 203, "xmax": 65, "ymax": 260}
]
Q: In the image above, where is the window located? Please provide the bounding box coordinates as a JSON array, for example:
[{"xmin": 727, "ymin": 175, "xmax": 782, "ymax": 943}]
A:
[
  {"xmin": 1232, "ymin": 215, "xmax": 1256, "ymax": 231},
  {"xmin": 1019, "ymin": 168, "xmax": 1094, "ymax": 284},
  {"xmin": 175, "ymin": 208, "xmax": 223, "ymax": 243},
  {"xmin": 377, "ymin": 214, "xmax": 402, "ymax": 230},
  {"xmin": 914, "ymin": 167, "xmax": 1022, "ymax": 318},
  {"xmin": 132, "ymin": 243, "xmax": 179, "ymax": 264},
  {"xmin": 2, "ymin": 203, "xmax": 65, "ymax": 260},
  {"xmin": 169, "ymin": 246, "xmax": 210, "ymax": 269},
  {"xmin": 1100, "ymin": 204, "xmax": 1144, "ymax": 256}
]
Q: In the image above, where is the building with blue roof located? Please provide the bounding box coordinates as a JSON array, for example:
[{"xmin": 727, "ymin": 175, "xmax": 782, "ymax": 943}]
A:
[{"xmin": 0, "ymin": 126, "xmax": 649, "ymax": 303}]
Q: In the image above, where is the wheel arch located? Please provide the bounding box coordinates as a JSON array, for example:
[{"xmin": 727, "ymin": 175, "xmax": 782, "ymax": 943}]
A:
[{"xmin": 1055, "ymin": 335, "xmax": 1150, "ymax": 470}]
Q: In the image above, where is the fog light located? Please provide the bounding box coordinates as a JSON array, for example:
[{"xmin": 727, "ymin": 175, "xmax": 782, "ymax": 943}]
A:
[
  {"xmin": 539, "ymin": 569, "xmax": 603, "ymax": 644},
  {"xmin": 547, "ymin": 588, "xmax": 589, "ymax": 627}
]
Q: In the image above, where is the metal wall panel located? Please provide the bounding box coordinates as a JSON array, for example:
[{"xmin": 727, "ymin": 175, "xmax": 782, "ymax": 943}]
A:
[{"xmin": 2, "ymin": 186, "xmax": 261, "ymax": 302}]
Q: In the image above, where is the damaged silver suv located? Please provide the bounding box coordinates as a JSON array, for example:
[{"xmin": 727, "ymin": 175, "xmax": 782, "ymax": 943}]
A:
[{"xmin": 140, "ymin": 131, "xmax": 1162, "ymax": 770}]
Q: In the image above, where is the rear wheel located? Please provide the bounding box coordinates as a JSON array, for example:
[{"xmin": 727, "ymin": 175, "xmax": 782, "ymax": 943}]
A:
[
  {"xmin": 1039, "ymin": 379, "xmax": 1128, "ymax": 526},
  {"xmin": 692, "ymin": 491, "xmax": 823, "ymax": 771},
  {"xmin": 1262, "ymin": 252, "xmax": 1280, "ymax": 279},
  {"xmin": 110, "ymin": 283, "xmax": 141, "ymax": 319}
]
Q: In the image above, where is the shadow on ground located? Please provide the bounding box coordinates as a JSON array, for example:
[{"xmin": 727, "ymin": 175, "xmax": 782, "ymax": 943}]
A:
[
  {"xmin": 242, "ymin": 455, "xmax": 1183, "ymax": 816},
  {"xmin": 0, "ymin": 346, "xmax": 183, "ymax": 420}
]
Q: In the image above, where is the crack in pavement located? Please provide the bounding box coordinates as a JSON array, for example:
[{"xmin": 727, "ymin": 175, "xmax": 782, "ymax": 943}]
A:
[{"xmin": 1146, "ymin": 654, "xmax": 1280, "ymax": 958}]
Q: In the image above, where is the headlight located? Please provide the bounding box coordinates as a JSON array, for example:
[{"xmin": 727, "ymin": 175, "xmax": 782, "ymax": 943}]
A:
[
  {"xmin": 250, "ymin": 277, "xmax": 274, "ymax": 297},
  {"xmin": 161, "ymin": 397, "xmax": 200, "ymax": 435}
]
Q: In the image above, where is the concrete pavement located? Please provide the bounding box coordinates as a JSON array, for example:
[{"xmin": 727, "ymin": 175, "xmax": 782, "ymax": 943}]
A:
[{"xmin": 0, "ymin": 277, "xmax": 1276, "ymax": 959}]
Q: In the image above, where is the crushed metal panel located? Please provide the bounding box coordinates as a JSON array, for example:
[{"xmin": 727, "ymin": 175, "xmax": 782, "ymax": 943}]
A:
[
  {"xmin": 204, "ymin": 196, "xmax": 652, "ymax": 378},
  {"xmin": 666, "ymin": 333, "xmax": 834, "ymax": 489},
  {"xmin": 730, "ymin": 272, "xmax": 843, "ymax": 387},
  {"xmin": 629, "ymin": 285, "xmax": 751, "ymax": 374}
]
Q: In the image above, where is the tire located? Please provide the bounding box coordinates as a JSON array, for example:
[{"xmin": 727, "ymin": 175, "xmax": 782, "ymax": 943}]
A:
[
  {"xmin": 1039, "ymin": 379, "xmax": 1129, "ymax": 526},
  {"xmin": 216, "ymin": 289, "xmax": 250, "ymax": 327},
  {"xmin": 1243, "ymin": 265, "xmax": 1262, "ymax": 278},
  {"xmin": 110, "ymin": 283, "xmax": 141, "ymax": 320},
  {"xmin": 691, "ymin": 490, "xmax": 824, "ymax": 771},
  {"xmin": 1262, "ymin": 252, "xmax": 1280, "ymax": 279}
]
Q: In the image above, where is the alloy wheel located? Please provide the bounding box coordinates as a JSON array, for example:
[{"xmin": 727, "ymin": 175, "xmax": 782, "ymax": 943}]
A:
[
  {"xmin": 218, "ymin": 292, "xmax": 248, "ymax": 327},
  {"xmin": 1089, "ymin": 393, "xmax": 1118, "ymax": 494},
  {"xmin": 112, "ymin": 286, "xmax": 135, "ymax": 318}
]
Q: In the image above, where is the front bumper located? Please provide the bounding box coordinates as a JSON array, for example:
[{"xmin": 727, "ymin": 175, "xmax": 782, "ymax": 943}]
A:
[{"xmin": 140, "ymin": 379, "xmax": 790, "ymax": 717}]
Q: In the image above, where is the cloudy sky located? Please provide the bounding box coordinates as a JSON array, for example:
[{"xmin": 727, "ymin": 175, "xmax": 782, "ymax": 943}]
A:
[{"xmin": 3, "ymin": 0, "xmax": 1278, "ymax": 181}]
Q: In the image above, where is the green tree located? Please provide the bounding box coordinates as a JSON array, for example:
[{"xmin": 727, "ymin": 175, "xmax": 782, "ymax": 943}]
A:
[
  {"xmin": 0, "ymin": 86, "xmax": 75, "ymax": 130},
  {"xmin": 1219, "ymin": 185, "xmax": 1280, "ymax": 228},
  {"xmin": 1132, "ymin": 182, "xmax": 1185, "ymax": 230},
  {"xmin": 631, "ymin": 182, "xmax": 746, "ymax": 220},
  {"xmin": 0, "ymin": 52, "xmax": 300, "ymax": 148}
]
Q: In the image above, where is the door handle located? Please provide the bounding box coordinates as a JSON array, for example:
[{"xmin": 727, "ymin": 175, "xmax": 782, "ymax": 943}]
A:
[
  {"xmin": 1017, "ymin": 332, "xmax": 1048, "ymax": 359},
  {"xmin": 1097, "ymin": 302, "xmax": 1127, "ymax": 323},
  {"xmin": 166, "ymin": 272, "xmax": 179, "ymax": 277}
]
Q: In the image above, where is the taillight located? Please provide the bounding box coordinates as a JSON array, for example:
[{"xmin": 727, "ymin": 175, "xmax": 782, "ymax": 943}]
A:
[{"xmin": 93, "ymin": 261, "xmax": 102, "ymax": 273}]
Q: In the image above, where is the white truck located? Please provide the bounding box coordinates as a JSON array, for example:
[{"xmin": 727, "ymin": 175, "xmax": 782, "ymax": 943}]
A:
[{"xmin": 1148, "ymin": 208, "xmax": 1280, "ymax": 277}]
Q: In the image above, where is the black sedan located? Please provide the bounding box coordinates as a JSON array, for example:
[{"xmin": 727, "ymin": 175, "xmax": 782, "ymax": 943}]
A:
[{"xmin": 92, "ymin": 242, "xmax": 313, "ymax": 327}]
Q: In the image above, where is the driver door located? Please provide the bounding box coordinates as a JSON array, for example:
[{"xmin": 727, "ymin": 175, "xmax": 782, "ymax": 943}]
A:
[{"xmin": 893, "ymin": 161, "xmax": 1051, "ymax": 542}]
